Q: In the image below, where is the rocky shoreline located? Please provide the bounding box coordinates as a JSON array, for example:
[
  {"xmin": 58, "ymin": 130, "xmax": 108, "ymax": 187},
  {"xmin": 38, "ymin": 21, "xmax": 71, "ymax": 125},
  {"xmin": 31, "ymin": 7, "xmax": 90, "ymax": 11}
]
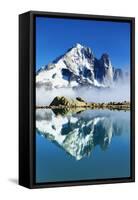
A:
[{"xmin": 36, "ymin": 96, "xmax": 130, "ymax": 111}]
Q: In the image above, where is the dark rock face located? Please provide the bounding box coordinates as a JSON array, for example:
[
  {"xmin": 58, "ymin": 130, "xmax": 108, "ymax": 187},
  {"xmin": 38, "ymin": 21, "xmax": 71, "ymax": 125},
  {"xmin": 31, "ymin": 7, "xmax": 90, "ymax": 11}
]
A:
[
  {"xmin": 94, "ymin": 58, "xmax": 104, "ymax": 82},
  {"xmin": 113, "ymin": 68, "xmax": 123, "ymax": 81},
  {"xmin": 83, "ymin": 68, "xmax": 93, "ymax": 78},
  {"xmin": 101, "ymin": 53, "xmax": 110, "ymax": 66},
  {"xmin": 94, "ymin": 54, "xmax": 113, "ymax": 84},
  {"xmin": 61, "ymin": 68, "xmax": 73, "ymax": 81}
]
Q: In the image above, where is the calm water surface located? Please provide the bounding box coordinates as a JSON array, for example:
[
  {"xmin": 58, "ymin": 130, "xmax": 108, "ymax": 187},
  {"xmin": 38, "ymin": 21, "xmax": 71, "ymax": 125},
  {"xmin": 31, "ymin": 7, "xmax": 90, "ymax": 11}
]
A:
[{"xmin": 36, "ymin": 108, "xmax": 130, "ymax": 183}]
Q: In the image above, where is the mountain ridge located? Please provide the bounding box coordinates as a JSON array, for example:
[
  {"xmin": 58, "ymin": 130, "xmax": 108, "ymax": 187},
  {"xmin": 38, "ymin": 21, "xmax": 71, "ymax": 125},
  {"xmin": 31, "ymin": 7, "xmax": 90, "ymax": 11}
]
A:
[{"xmin": 36, "ymin": 43, "xmax": 126, "ymax": 89}]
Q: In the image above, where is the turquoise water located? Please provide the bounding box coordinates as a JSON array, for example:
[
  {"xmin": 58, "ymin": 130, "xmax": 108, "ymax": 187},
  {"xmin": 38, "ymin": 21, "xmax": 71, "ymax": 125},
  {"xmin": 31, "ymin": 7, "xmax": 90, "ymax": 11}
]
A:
[{"xmin": 36, "ymin": 109, "xmax": 130, "ymax": 183}]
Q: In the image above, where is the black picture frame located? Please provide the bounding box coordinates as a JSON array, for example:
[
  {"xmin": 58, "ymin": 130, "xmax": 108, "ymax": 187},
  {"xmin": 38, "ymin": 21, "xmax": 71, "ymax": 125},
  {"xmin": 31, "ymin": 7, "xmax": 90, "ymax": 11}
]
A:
[{"xmin": 19, "ymin": 10, "xmax": 135, "ymax": 189}]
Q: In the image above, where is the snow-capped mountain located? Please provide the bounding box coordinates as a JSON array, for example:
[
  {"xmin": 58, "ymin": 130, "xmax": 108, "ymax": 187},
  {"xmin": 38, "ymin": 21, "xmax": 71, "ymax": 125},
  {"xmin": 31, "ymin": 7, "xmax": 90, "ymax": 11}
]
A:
[{"xmin": 36, "ymin": 43, "xmax": 123, "ymax": 89}]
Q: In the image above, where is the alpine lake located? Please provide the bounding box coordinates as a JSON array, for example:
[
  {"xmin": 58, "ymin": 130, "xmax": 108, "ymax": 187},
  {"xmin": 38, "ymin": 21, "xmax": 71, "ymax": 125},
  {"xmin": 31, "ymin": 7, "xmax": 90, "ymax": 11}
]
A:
[{"xmin": 36, "ymin": 105, "xmax": 130, "ymax": 183}]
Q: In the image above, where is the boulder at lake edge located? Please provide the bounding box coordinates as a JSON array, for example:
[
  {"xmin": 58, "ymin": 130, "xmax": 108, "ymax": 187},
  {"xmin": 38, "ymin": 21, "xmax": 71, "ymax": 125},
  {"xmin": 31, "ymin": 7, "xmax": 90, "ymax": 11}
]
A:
[{"xmin": 49, "ymin": 96, "xmax": 88, "ymax": 107}]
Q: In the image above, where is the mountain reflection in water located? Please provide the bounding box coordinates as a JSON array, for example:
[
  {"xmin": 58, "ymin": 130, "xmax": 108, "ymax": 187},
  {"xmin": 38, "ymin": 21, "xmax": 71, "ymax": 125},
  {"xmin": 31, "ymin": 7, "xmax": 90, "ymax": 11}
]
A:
[{"xmin": 36, "ymin": 108, "xmax": 129, "ymax": 160}]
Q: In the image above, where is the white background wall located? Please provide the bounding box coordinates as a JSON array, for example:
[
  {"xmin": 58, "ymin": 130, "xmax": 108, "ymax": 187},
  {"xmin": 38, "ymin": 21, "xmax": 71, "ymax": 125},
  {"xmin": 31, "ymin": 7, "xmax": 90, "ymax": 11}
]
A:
[{"xmin": 0, "ymin": 0, "xmax": 137, "ymax": 199}]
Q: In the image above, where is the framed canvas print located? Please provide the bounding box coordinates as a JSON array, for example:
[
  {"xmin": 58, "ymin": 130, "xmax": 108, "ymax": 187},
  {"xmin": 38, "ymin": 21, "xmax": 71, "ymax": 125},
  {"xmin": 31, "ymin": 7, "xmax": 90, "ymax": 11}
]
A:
[{"xmin": 19, "ymin": 11, "xmax": 135, "ymax": 188}]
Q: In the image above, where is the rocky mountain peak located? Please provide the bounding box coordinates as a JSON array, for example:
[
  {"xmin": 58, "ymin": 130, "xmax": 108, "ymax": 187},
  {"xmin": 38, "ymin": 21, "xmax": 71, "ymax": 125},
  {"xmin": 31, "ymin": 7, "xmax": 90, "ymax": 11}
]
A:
[
  {"xmin": 101, "ymin": 53, "xmax": 109, "ymax": 59},
  {"xmin": 74, "ymin": 43, "xmax": 84, "ymax": 49},
  {"xmin": 68, "ymin": 43, "xmax": 94, "ymax": 59},
  {"xmin": 36, "ymin": 43, "xmax": 125, "ymax": 89},
  {"xmin": 100, "ymin": 53, "xmax": 111, "ymax": 67}
]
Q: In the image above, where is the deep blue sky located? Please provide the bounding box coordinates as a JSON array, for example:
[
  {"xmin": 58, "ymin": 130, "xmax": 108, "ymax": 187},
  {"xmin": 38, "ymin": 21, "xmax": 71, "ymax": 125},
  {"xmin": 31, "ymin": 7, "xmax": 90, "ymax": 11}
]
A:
[{"xmin": 36, "ymin": 17, "xmax": 130, "ymax": 72}]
